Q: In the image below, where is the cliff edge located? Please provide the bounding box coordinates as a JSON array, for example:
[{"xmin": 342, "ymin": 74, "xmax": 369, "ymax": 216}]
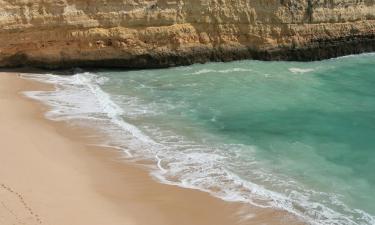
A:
[{"xmin": 0, "ymin": 0, "xmax": 374, "ymax": 69}]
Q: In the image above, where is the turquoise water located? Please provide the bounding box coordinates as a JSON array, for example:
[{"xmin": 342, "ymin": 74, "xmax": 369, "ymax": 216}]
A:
[{"xmin": 24, "ymin": 54, "xmax": 375, "ymax": 225}]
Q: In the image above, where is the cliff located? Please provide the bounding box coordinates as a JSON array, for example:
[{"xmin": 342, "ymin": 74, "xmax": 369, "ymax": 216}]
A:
[{"xmin": 0, "ymin": 0, "xmax": 374, "ymax": 69}]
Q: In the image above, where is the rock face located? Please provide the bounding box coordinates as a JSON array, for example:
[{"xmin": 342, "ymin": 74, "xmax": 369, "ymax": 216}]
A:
[{"xmin": 0, "ymin": 0, "xmax": 374, "ymax": 68}]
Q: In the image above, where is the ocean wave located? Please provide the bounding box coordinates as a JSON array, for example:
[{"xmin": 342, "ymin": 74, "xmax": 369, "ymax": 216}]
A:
[
  {"xmin": 188, "ymin": 68, "xmax": 253, "ymax": 75},
  {"xmin": 289, "ymin": 68, "xmax": 315, "ymax": 74},
  {"xmin": 21, "ymin": 72, "xmax": 375, "ymax": 225}
]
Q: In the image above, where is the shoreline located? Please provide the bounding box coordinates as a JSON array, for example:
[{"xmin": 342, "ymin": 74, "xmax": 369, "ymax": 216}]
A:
[
  {"xmin": 1, "ymin": 52, "xmax": 375, "ymax": 76},
  {"xmin": 0, "ymin": 72, "xmax": 303, "ymax": 225}
]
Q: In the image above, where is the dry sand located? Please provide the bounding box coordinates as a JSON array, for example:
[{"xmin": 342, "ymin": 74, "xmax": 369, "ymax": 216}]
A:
[{"xmin": 0, "ymin": 72, "xmax": 304, "ymax": 225}]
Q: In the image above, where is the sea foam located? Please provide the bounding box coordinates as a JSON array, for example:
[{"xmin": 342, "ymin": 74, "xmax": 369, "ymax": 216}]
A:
[
  {"xmin": 189, "ymin": 68, "xmax": 253, "ymax": 75},
  {"xmin": 289, "ymin": 68, "xmax": 315, "ymax": 74}
]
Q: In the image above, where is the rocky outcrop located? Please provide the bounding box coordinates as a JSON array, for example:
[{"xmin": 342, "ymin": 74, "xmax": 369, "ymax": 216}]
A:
[{"xmin": 0, "ymin": 0, "xmax": 374, "ymax": 69}]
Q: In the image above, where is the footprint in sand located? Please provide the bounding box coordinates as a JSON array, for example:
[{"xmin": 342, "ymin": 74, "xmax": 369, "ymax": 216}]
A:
[{"xmin": 0, "ymin": 183, "xmax": 42, "ymax": 225}]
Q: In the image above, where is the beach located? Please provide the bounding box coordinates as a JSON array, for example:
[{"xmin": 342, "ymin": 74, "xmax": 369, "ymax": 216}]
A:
[{"xmin": 0, "ymin": 73, "xmax": 302, "ymax": 225}]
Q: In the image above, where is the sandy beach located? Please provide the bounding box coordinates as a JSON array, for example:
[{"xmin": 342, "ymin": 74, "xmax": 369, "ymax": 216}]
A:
[{"xmin": 0, "ymin": 72, "xmax": 303, "ymax": 225}]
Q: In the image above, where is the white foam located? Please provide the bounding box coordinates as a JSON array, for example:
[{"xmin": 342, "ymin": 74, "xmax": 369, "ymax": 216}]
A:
[
  {"xmin": 21, "ymin": 72, "xmax": 375, "ymax": 225},
  {"xmin": 23, "ymin": 72, "xmax": 155, "ymax": 145},
  {"xmin": 331, "ymin": 52, "xmax": 375, "ymax": 60},
  {"xmin": 189, "ymin": 68, "xmax": 253, "ymax": 75},
  {"xmin": 289, "ymin": 68, "xmax": 315, "ymax": 74}
]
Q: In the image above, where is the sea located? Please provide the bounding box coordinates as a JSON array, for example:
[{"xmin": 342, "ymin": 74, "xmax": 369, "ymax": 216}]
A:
[{"xmin": 23, "ymin": 53, "xmax": 375, "ymax": 225}]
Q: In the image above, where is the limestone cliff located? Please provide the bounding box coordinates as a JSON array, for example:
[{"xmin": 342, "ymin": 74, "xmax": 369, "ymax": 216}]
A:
[{"xmin": 0, "ymin": 0, "xmax": 374, "ymax": 68}]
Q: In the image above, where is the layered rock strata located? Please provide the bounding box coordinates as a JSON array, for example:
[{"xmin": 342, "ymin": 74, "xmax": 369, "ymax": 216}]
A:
[{"xmin": 0, "ymin": 0, "xmax": 374, "ymax": 68}]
